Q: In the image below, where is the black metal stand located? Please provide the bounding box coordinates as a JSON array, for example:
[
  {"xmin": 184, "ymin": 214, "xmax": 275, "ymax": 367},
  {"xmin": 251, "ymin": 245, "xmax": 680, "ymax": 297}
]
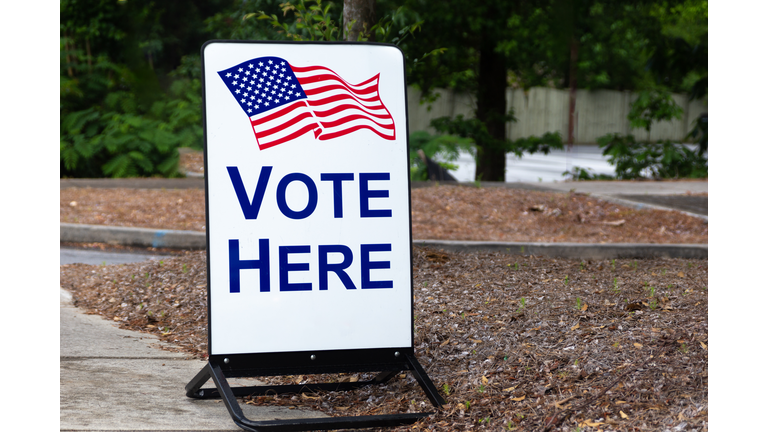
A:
[{"xmin": 185, "ymin": 352, "xmax": 444, "ymax": 431}]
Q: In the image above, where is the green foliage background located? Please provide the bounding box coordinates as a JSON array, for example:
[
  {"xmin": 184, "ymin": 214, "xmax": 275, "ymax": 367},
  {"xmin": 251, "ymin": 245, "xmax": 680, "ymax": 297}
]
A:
[{"xmin": 60, "ymin": 0, "xmax": 707, "ymax": 179}]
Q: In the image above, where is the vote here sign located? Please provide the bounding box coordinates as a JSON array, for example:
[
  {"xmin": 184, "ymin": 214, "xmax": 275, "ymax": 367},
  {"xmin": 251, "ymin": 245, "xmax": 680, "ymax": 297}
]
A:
[{"xmin": 201, "ymin": 41, "xmax": 412, "ymax": 357}]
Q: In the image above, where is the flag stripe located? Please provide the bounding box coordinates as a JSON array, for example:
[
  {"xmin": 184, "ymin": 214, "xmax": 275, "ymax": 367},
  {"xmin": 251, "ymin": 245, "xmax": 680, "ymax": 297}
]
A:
[
  {"xmin": 306, "ymin": 94, "xmax": 390, "ymax": 117},
  {"xmin": 320, "ymin": 114, "xmax": 396, "ymax": 130},
  {"xmin": 303, "ymin": 84, "xmax": 380, "ymax": 102},
  {"xmin": 310, "ymin": 102, "xmax": 394, "ymax": 120},
  {"xmin": 255, "ymin": 98, "xmax": 310, "ymax": 123},
  {"xmin": 254, "ymin": 111, "xmax": 316, "ymax": 140},
  {"xmin": 292, "ymin": 64, "xmax": 395, "ymax": 141},
  {"xmin": 249, "ymin": 100, "xmax": 321, "ymax": 150},
  {"xmin": 318, "ymin": 124, "xmax": 396, "ymax": 141},
  {"xmin": 256, "ymin": 121, "xmax": 321, "ymax": 150},
  {"xmin": 292, "ymin": 65, "xmax": 379, "ymax": 88}
]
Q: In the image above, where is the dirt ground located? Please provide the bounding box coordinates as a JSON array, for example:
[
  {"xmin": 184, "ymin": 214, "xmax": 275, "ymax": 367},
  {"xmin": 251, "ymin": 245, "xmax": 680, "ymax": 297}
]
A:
[{"xmin": 60, "ymin": 246, "xmax": 708, "ymax": 431}]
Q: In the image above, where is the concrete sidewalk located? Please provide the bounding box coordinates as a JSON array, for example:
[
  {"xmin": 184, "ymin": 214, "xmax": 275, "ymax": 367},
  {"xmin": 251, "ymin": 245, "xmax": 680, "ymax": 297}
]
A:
[{"xmin": 60, "ymin": 288, "xmax": 324, "ymax": 431}]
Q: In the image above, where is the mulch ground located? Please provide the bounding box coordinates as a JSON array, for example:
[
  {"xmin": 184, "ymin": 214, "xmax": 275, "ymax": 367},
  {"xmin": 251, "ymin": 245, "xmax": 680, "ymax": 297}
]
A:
[
  {"xmin": 60, "ymin": 153, "xmax": 708, "ymax": 430},
  {"xmin": 60, "ymin": 246, "xmax": 708, "ymax": 431},
  {"xmin": 60, "ymin": 185, "xmax": 708, "ymax": 244}
]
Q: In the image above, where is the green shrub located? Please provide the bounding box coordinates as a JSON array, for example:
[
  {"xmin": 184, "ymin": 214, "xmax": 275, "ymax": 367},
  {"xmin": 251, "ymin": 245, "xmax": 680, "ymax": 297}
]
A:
[
  {"xmin": 590, "ymin": 90, "xmax": 707, "ymax": 180},
  {"xmin": 61, "ymin": 74, "xmax": 203, "ymax": 178}
]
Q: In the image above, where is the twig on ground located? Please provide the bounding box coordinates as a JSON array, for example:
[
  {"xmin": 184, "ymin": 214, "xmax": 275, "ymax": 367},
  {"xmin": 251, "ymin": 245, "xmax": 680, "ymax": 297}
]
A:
[{"xmin": 539, "ymin": 348, "xmax": 660, "ymax": 432}]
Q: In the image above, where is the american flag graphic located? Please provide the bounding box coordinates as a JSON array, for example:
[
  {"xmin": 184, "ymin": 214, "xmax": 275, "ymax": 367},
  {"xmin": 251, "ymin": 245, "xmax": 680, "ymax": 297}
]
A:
[{"xmin": 217, "ymin": 56, "xmax": 396, "ymax": 150}]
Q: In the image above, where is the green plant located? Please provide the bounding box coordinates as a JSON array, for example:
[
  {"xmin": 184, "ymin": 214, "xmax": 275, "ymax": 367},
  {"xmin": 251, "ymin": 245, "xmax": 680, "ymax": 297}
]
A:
[
  {"xmin": 464, "ymin": 400, "xmax": 471, "ymax": 410},
  {"xmin": 408, "ymin": 131, "xmax": 474, "ymax": 181},
  {"xmin": 611, "ymin": 259, "xmax": 616, "ymax": 270},
  {"xmin": 564, "ymin": 275, "xmax": 569, "ymax": 285},
  {"xmin": 596, "ymin": 90, "xmax": 706, "ymax": 180},
  {"xmin": 680, "ymin": 343, "xmax": 689, "ymax": 354},
  {"xmin": 517, "ymin": 298, "xmax": 526, "ymax": 312},
  {"xmin": 182, "ymin": 264, "xmax": 188, "ymax": 273},
  {"xmin": 442, "ymin": 383, "xmax": 451, "ymax": 395},
  {"xmin": 575, "ymin": 297, "xmax": 582, "ymax": 310},
  {"xmin": 562, "ymin": 165, "xmax": 614, "ymax": 180},
  {"xmin": 613, "ymin": 277, "xmax": 620, "ymax": 293},
  {"xmin": 649, "ymin": 298, "xmax": 658, "ymax": 310},
  {"xmin": 478, "ymin": 384, "xmax": 485, "ymax": 393}
]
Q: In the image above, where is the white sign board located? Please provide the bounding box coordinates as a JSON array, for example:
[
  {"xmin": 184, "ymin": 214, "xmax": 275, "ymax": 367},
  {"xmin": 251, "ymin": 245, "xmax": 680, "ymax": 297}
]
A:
[{"xmin": 202, "ymin": 41, "xmax": 413, "ymax": 357}]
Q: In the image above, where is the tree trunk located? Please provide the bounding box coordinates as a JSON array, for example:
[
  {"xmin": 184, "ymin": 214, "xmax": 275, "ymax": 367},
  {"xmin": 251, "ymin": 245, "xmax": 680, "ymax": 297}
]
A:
[
  {"xmin": 343, "ymin": 0, "xmax": 376, "ymax": 42},
  {"xmin": 474, "ymin": 44, "xmax": 508, "ymax": 182},
  {"xmin": 567, "ymin": 37, "xmax": 578, "ymax": 150}
]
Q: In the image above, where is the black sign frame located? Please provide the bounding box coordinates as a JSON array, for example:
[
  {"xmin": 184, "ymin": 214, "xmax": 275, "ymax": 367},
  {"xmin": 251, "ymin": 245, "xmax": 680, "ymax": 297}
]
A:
[{"xmin": 185, "ymin": 39, "xmax": 444, "ymax": 431}]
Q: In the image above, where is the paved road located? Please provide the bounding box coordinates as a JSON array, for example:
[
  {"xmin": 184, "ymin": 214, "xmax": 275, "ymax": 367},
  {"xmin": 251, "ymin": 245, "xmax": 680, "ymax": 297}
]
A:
[{"xmin": 445, "ymin": 145, "xmax": 615, "ymax": 183}]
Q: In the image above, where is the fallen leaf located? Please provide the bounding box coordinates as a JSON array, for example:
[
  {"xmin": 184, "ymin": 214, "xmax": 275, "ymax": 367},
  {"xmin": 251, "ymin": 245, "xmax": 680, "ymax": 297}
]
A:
[
  {"xmin": 301, "ymin": 394, "xmax": 319, "ymax": 400},
  {"xmin": 700, "ymin": 341, "xmax": 707, "ymax": 350},
  {"xmin": 601, "ymin": 219, "xmax": 626, "ymax": 226},
  {"xmin": 570, "ymin": 323, "xmax": 580, "ymax": 331},
  {"xmin": 584, "ymin": 420, "xmax": 604, "ymax": 427},
  {"xmin": 470, "ymin": 339, "xmax": 483, "ymax": 344},
  {"xmin": 634, "ymin": 343, "xmax": 643, "ymax": 348},
  {"xmin": 552, "ymin": 396, "xmax": 576, "ymax": 409},
  {"xmin": 678, "ymin": 272, "xmax": 685, "ymax": 278},
  {"xmin": 481, "ymin": 375, "xmax": 488, "ymax": 385},
  {"xmin": 439, "ymin": 339, "xmax": 450, "ymax": 347},
  {"xmin": 616, "ymin": 400, "xmax": 628, "ymax": 404},
  {"xmin": 511, "ymin": 395, "xmax": 526, "ymax": 402},
  {"xmin": 581, "ymin": 302, "xmax": 588, "ymax": 311},
  {"xmin": 503, "ymin": 386, "xmax": 518, "ymax": 392},
  {"xmin": 620, "ymin": 411, "xmax": 628, "ymax": 419}
]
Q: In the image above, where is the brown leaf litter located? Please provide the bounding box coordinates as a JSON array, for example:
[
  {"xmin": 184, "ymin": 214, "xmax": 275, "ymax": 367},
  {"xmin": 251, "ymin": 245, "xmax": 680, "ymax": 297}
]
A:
[
  {"xmin": 61, "ymin": 184, "xmax": 707, "ymax": 244},
  {"xmin": 60, "ymin": 247, "xmax": 708, "ymax": 431}
]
